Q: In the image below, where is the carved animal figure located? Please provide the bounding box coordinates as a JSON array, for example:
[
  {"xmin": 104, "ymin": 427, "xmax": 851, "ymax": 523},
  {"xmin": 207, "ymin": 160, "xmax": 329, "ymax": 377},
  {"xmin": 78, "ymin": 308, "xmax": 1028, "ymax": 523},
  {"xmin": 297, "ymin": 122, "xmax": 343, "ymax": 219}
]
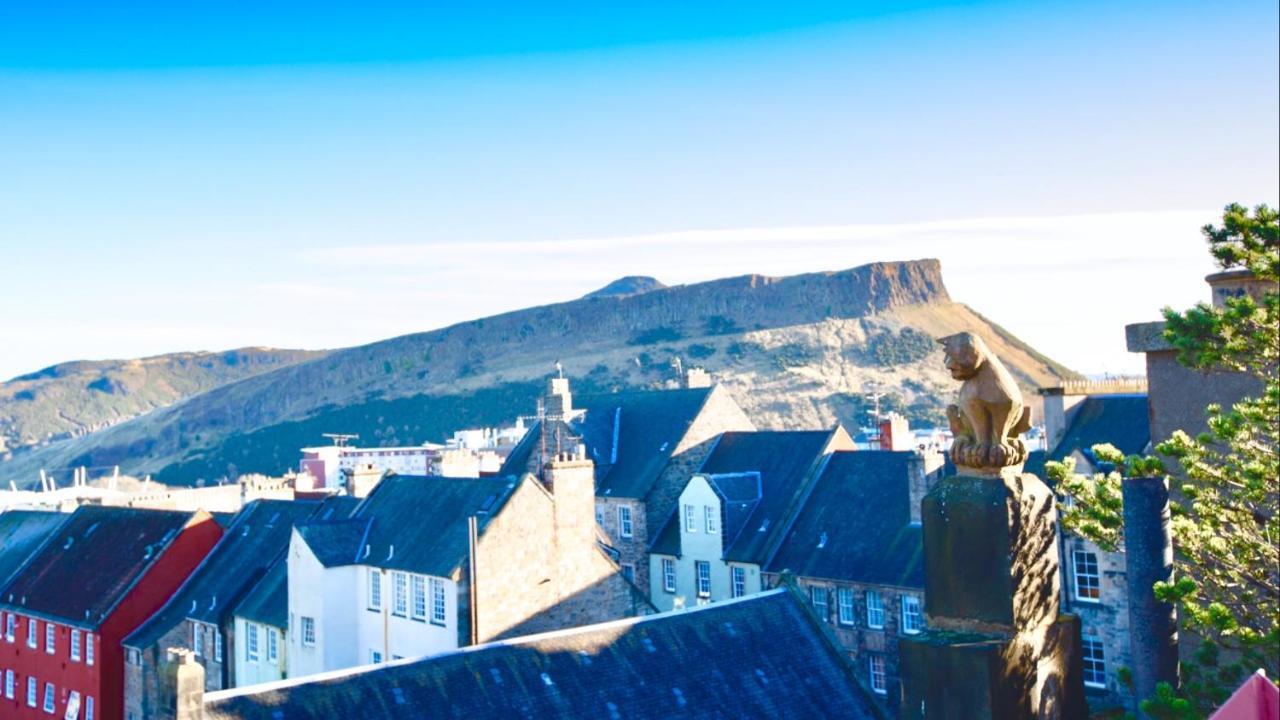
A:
[{"xmin": 938, "ymin": 332, "xmax": 1032, "ymax": 469}]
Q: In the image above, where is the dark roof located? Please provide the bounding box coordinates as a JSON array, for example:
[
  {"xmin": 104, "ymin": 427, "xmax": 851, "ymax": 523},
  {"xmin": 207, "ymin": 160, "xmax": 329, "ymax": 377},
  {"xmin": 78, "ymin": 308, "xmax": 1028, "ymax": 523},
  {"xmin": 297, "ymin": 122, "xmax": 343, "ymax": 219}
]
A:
[
  {"xmin": 0, "ymin": 505, "xmax": 204, "ymax": 628},
  {"xmin": 652, "ymin": 430, "xmax": 834, "ymax": 564},
  {"xmin": 295, "ymin": 475, "xmax": 519, "ymax": 577},
  {"xmin": 767, "ymin": 451, "xmax": 924, "ymax": 588},
  {"xmin": 234, "ymin": 558, "xmax": 287, "ymax": 629},
  {"xmin": 124, "ymin": 499, "xmax": 320, "ymax": 649},
  {"xmin": 499, "ymin": 387, "xmax": 716, "ymax": 499},
  {"xmin": 0, "ymin": 510, "xmax": 68, "ymax": 587},
  {"xmin": 1050, "ymin": 394, "xmax": 1151, "ymax": 463},
  {"xmin": 203, "ymin": 589, "xmax": 882, "ymax": 720}
]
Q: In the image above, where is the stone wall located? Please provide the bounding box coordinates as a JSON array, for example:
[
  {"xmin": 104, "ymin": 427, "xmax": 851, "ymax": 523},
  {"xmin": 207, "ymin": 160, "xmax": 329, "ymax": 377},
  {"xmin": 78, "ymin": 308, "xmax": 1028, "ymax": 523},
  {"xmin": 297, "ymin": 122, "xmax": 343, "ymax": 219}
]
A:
[
  {"xmin": 595, "ymin": 496, "xmax": 646, "ymax": 584},
  {"xmin": 1061, "ymin": 534, "xmax": 1132, "ymax": 712},
  {"xmin": 126, "ymin": 620, "xmax": 229, "ymax": 720}
]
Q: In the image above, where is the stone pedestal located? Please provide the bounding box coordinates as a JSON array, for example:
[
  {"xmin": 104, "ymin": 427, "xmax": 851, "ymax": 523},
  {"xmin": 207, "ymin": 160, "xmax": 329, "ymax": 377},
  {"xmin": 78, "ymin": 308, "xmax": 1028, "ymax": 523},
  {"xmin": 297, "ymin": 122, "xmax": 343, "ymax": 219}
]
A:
[{"xmin": 899, "ymin": 471, "xmax": 1087, "ymax": 719}]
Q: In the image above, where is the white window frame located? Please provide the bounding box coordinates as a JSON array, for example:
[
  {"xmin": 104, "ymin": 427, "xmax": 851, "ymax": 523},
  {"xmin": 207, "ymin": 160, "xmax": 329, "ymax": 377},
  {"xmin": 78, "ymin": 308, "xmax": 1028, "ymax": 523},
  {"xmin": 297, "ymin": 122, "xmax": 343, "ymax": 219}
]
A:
[
  {"xmin": 901, "ymin": 595, "xmax": 924, "ymax": 635},
  {"xmin": 411, "ymin": 574, "xmax": 428, "ymax": 621},
  {"xmin": 684, "ymin": 504, "xmax": 697, "ymax": 533},
  {"xmin": 430, "ymin": 577, "xmax": 447, "ymax": 626},
  {"xmin": 43, "ymin": 681, "xmax": 54, "ymax": 713},
  {"xmin": 866, "ymin": 590, "xmax": 885, "ymax": 629},
  {"xmin": 301, "ymin": 616, "xmax": 316, "ymax": 647},
  {"xmin": 86, "ymin": 696, "xmax": 95, "ymax": 720},
  {"xmin": 368, "ymin": 568, "xmax": 382, "ymax": 611},
  {"xmin": 267, "ymin": 628, "xmax": 279, "ymax": 663},
  {"xmin": 4, "ymin": 669, "xmax": 13, "ymax": 699},
  {"xmin": 731, "ymin": 566, "xmax": 746, "ymax": 598},
  {"xmin": 214, "ymin": 627, "xmax": 223, "ymax": 663},
  {"xmin": 1073, "ymin": 550, "xmax": 1102, "ymax": 602},
  {"xmin": 662, "ymin": 558, "xmax": 676, "ymax": 593},
  {"xmin": 1082, "ymin": 635, "xmax": 1107, "ymax": 688},
  {"xmin": 4, "ymin": 613, "xmax": 13, "ymax": 642},
  {"xmin": 695, "ymin": 561, "xmax": 711, "ymax": 599},
  {"xmin": 811, "ymin": 586, "xmax": 828, "ymax": 621},
  {"xmin": 86, "ymin": 633, "xmax": 94, "ymax": 665},
  {"xmin": 27, "ymin": 618, "xmax": 38, "ymax": 649},
  {"xmin": 193, "ymin": 623, "xmax": 204, "ymax": 657},
  {"xmin": 27, "ymin": 676, "xmax": 36, "ymax": 707},
  {"xmin": 246, "ymin": 623, "xmax": 260, "ymax": 663},
  {"xmin": 392, "ymin": 571, "xmax": 409, "ymax": 617},
  {"xmin": 705, "ymin": 506, "xmax": 719, "ymax": 534},
  {"xmin": 44, "ymin": 623, "xmax": 55, "ymax": 654},
  {"xmin": 837, "ymin": 587, "xmax": 855, "ymax": 626},
  {"xmin": 869, "ymin": 654, "xmax": 888, "ymax": 695},
  {"xmin": 617, "ymin": 505, "xmax": 633, "ymax": 539},
  {"xmin": 71, "ymin": 629, "xmax": 82, "ymax": 662}
]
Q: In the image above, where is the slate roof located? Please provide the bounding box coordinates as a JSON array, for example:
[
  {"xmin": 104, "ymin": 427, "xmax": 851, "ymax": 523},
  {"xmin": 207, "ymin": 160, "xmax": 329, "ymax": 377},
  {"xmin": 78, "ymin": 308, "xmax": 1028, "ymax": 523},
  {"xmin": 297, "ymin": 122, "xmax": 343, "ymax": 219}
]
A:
[
  {"xmin": 202, "ymin": 589, "xmax": 883, "ymax": 720},
  {"xmin": 0, "ymin": 510, "xmax": 68, "ymax": 588},
  {"xmin": 0, "ymin": 505, "xmax": 204, "ymax": 628},
  {"xmin": 498, "ymin": 387, "xmax": 717, "ymax": 499},
  {"xmin": 124, "ymin": 499, "xmax": 321, "ymax": 649},
  {"xmin": 234, "ymin": 558, "xmax": 287, "ymax": 629},
  {"xmin": 651, "ymin": 430, "xmax": 836, "ymax": 564},
  {"xmin": 295, "ymin": 475, "xmax": 520, "ymax": 578},
  {"xmin": 767, "ymin": 451, "xmax": 924, "ymax": 589},
  {"xmin": 1050, "ymin": 394, "xmax": 1151, "ymax": 463}
]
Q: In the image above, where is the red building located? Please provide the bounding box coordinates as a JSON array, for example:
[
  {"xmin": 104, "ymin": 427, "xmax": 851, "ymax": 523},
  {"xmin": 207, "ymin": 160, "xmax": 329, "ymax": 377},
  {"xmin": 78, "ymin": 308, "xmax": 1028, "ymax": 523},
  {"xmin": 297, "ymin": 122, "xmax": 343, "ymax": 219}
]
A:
[{"xmin": 0, "ymin": 505, "xmax": 222, "ymax": 720}]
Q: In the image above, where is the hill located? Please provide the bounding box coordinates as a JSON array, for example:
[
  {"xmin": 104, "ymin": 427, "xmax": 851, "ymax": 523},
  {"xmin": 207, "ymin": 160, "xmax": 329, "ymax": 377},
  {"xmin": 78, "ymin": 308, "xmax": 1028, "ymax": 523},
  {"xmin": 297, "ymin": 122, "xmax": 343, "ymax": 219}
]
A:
[
  {"xmin": 582, "ymin": 276, "xmax": 668, "ymax": 298},
  {"xmin": 0, "ymin": 259, "xmax": 1077, "ymax": 487}
]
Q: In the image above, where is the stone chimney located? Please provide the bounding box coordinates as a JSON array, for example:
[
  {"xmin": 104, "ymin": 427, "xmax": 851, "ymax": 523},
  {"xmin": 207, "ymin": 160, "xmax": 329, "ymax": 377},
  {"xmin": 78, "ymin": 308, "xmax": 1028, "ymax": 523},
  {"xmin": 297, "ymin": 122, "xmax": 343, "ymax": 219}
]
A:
[
  {"xmin": 545, "ymin": 376, "xmax": 573, "ymax": 418},
  {"xmin": 170, "ymin": 649, "xmax": 205, "ymax": 720},
  {"xmin": 346, "ymin": 463, "xmax": 383, "ymax": 498},
  {"xmin": 906, "ymin": 453, "xmax": 929, "ymax": 525},
  {"xmin": 543, "ymin": 447, "xmax": 597, "ymax": 594},
  {"xmin": 684, "ymin": 367, "xmax": 711, "ymax": 389},
  {"xmin": 1122, "ymin": 476, "xmax": 1179, "ymax": 718},
  {"xmin": 1206, "ymin": 269, "xmax": 1276, "ymax": 308},
  {"xmin": 1039, "ymin": 386, "xmax": 1087, "ymax": 452}
]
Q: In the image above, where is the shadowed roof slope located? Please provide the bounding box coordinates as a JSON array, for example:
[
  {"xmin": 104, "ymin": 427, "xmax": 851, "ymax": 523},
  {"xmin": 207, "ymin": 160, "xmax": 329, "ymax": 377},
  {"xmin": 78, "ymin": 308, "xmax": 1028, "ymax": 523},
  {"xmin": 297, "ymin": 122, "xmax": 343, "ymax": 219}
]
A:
[
  {"xmin": 0, "ymin": 505, "xmax": 204, "ymax": 628},
  {"xmin": 203, "ymin": 589, "xmax": 882, "ymax": 719},
  {"xmin": 498, "ymin": 387, "xmax": 717, "ymax": 499},
  {"xmin": 233, "ymin": 558, "xmax": 287, "ymax": 629},
  {"xmin": 124, "ymin": 499, "xmax": 320, "ymax": 649},
  {"xmin": 1051, "ymin": 394, "xmax": 1151, "ymax": 461},
  {"xmin": 767, "ymin": 451, "xmax": 924, "ymax": 588},
  {"xmin": 0, "ymin": 510, "xmax": 67, "ymax": 588}
]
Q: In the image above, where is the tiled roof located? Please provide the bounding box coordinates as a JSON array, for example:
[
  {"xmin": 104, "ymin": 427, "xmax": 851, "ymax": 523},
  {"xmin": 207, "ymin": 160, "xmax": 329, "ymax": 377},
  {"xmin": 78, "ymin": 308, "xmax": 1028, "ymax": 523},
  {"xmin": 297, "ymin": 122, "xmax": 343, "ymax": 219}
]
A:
[
  {"xmin": 124, "ymin": 499, "xmax": 321, "ymax": 649},
  {"xmin": 498, "ymin": 387, "xmax": 717, "ymax": 500},
  {"xmin": 203, "ymin": 589, "xmax": 883, "ymax": 720},
  {"xmin": 0, "ymin": 510, "xmax": 68, "ymax": 588},
  {"xmin": 0, "ymin": 505, "xmax": 205, "ymax": 628},
  {"xmin": 767, "ymin": 451, "xmax": 924, "ymax": 588},
  {"xmin": 1050, "ymin": 394, "xmax": 1151, "ymax": 463},
  {"xmin": 233, "ymin": 558, "xmax": 287, "ymax": 629},
  {"xmin": 295, "ymin": 475, "xmax": 519, "ymax": 578}
]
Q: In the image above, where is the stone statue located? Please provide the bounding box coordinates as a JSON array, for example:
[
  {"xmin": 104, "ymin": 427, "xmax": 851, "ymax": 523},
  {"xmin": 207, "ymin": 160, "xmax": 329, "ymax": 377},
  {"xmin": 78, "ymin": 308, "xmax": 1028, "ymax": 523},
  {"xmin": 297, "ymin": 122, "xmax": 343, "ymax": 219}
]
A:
[{"xmin": 938, "ymin": 332, "xmax": 1032, "ymax": 471}]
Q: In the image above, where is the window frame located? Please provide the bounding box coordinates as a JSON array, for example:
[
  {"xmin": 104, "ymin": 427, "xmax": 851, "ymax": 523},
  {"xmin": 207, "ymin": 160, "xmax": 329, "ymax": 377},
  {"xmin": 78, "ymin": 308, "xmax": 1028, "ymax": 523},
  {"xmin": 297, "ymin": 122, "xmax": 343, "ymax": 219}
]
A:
[
  {"xmin": 731, "ymin": 566, "xmax": 746, "ymax": 598},
  {"xmin": 301, "ymin": 616, "xmax": 316, "ymax": 647},
  {"xmin": 267, "ymin": 628, "xmax": 279, "ymax": 663},
  {"xmin": 4, "ymin": 669, "xmax": 13, "ymax": 699},
  {"xmin": 430, "ymin": 578, "xmax": 447, "ymax": 626},
  {"xmin": 704, "ymin": 506, "xmax": 719, "ymax": 534},
  {"xmin": 71, "ymin": 629, "xmax": 82, "ymax": 662},
  {"xmin": 662, "ymin": 558, "xmax": 677, "ymax": 593},
  {"xmin": 684, "ymin": 504, "xmax": 697, "ymax": 533},
  {"xmin": 27, "ymin": 676, "xmax": 37, "ymax": 707},
  {"xmin": 901, "ymin": 595, "xmax": 924, "ymax": 635},
  {"xmin": 811, "ymin": 586, "xmax": 828, "ymax": 621},
  {"xmin": 869, "ymin": 654, "xmax": 888, "ymax": 695},
  {"xmin": 695, "ymin": 561, "xmax": 712, "ymax": 599},
  {"xmin": 1082, "ymin": 635, "xmax": 1107, "ymax": 688},
  {"xmin": 27, "ymin": 618, "xmax": 38, "ymax": 649},
  {"xmin": 617, "ymin": 505, "xmax": 634, "ymax": 539},
  {"xmin": 192, "ymin": 623, "xmax": 204, "ymax": 658},
  {"xmin": 86, "ymin": 633, "xmax": 94, "ymax": 666},
  {"xmin": 392, "ymin": 571, "xmax": 409, "ymax": 617},
  {"xmin": 214, "ymin": 627, "xmax": 223, "ymax": 663},
  {"xmin": 866, "ymin": 590, "xmax": 886, "ymax": 629},
  {"xmin": 44, "ymin": 623, "xmax": 55, "ymax": 654},
  {"xmin": 837, "ymin": 587, "xmax": 855, "ymax": 626},
  {"xmin": 1073, "ymin": 550, "xmax": 1102, "ymax": 602},
  {"xmin": 43, "ymin": 681, "xmax": 55, "ymax": 714},
  {"xmin": 86, "ymin": 696, "xmax": 95, "ymax": 720},
  {"xmin": 246, "ymin": 623, "xmax": 260, "ymax": 663},
  {"xmin": 4, "ymin": 612, "xmax": 13, "ymax": 642},
  {"xmin": 411, "ymin": 574, "xmax": 428, "ymax": 621},
  {"xmin": 368, "ymin": 568, "xmax": 383, "ymax": 612}
]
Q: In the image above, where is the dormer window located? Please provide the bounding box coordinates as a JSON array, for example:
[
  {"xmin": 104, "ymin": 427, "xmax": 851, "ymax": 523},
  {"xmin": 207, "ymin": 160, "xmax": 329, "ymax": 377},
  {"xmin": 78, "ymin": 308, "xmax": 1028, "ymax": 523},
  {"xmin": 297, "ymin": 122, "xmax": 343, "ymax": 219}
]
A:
[
  {"xmin": 684, "ymin": 504, "xmax": 697, "ymax": 533},
  {"xmin": 704, "ymin": 506, "xmax": 719, "ymax": 534}
]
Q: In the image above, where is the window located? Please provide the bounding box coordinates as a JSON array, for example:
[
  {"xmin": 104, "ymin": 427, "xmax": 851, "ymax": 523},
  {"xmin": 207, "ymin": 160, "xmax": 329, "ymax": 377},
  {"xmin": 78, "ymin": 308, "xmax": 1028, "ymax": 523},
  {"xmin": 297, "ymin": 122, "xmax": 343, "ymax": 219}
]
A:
[
  {"xmin": 869, "ymin": 655, "xmax": 888, "ymax": 695},
  {"xmin": 86, "ymin": 696, "xmax": 95, "ymax": 720},
  {"xmin": 866, "ymin": 590, "xmax": 885, "ymax": 629},
  {"xmin": 4, "ymin": 613, "xmax": 13, "ymax": 641},
  {"xmin": 1082, "ymin": 635, "xmax": 1107, "ymax": 688},
  {"xmin": 411, "ymin": 575, "xmax": 427, "ymax": 621},
  {"xmin": 662, "ymin": 558, "xmax": 676, "ymax": 593},
  {"xmin": 27, "ymin": 676, "xmax": 36, "ymax": 707},
  {"xmin": 193, "ymin": 624, "xmax": 204, "ymax": 657},
  {"xmin": 1073, "ymin": 550, "xmax": 1101, "ymax": 601},
  {"xmin": 44, "ymin": 623, "xmax": 54, "ymax": 654},
  {"xmin": 368, "ymin": 569, "xmax": 382, "ymax": 611},
  {"xmin": 246, "ymin": 624, "xmax": 260, "ymax": 663},
  {"xmin": 4, "ymin": 669, "xmax": 13, "ymax": 699},
  {"xmin": 837, "ymin": 588, "xmax": 855, "ymax": 626},
  {"xmin": 618, "ymin": 506, "xmax": 633, "ymax": 539},
  {"xmin": 267, "ymin": 629, "xmax": 278, "ymax": 663},
  {"xmin": 731, "ymin": 566, "xmax": 746, "ymax": 598},
  {"xmin": 901, "ymin": 595, "xmax": 924, "ymax": 635},
  {"xmin": 301, "ymin": 617, "xmax": 316, "ymax": 647},
  {"xmin": 43, "ymin": 681, "xmax": 54, "ymax": 713},
  {"xmin": 71, "ymin": 630, "xmax": 81, "ymax": 662},
  {"xmin": 705, "ymin": 506, "xmax": 719, "ymax": 534},
  {"xmin": 392, "ymin": 572, "xmax": 408, "ymax": 616},
  {"xmin": 620, "ymin": 564, "xmax": 635, "ymax": 583},
  {"xmin": 126, "ymin": 648, "xmax": 141, "ymax": 665},
  {"xmin": 215, "ymin": 629, "xmax": 223, "ymax": 663},
  {"xmin": 27, "ymin": 618, "xmax": 37, "ymax": 648},
  {"xmin": 811, "ymin": 586, "xmax": 828, "ymax": 621},
  {"xmin": 430, "ymin": 578, "xmax": 447, "ymax": 626},
  {"xmin": 371, "ymin": 650, "xmax": 383, "ymax": 664},
  {"xmin": 684, "ymin": 504, "xmax": 697, "ymax": 533},
  {"xmin": 695, "ymin": 561, "xmax": 711, "ymax": 598},
  {"xmin": 86, "ymin": 633, "xmax": 94, "ymax": 665}
]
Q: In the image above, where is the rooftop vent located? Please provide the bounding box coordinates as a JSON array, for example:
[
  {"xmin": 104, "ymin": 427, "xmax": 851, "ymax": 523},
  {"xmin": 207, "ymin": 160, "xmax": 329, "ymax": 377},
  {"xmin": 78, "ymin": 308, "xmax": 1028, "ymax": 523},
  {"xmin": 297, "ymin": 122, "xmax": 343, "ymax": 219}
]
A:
[
  {"xmin": 541, "ymin": 672, "xmax": 554, "ymax": 687},
  {"xmin": 642, "ymin": 637, "xmax": 657, "ymax": 653},
  {"xmin": 758, "ymin": 519, "xmax": 770, "ymax": 533},
  {"xmin": 606, "ymin": 701, "xmax": 622, "ymax": 720},
  {"xmin": 488, "ymin": 668, "xmax": 503, "ymax": 685},
  {"xmin": 817, "ymin": 532, "xmax": 828, "ymax": 549},
  {"xmin": 755, "ymin": 668, "xmax": 769, "ymax": 686},
  {"xmin": 672, "ymin": 688, "xmax": 687, "ymax": 707},
  {"xmin": 391, "ymin": 687, "xmax": 406, "ymax": 705},
  {"xmin": 84, "ymin": 522, "xmax": 100, "ymax": 537}
]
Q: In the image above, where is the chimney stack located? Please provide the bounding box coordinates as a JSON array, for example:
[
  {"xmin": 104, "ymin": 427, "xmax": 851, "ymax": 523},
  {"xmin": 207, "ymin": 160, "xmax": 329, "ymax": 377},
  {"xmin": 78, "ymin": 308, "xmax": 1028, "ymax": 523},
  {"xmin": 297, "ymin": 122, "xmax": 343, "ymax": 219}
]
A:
[
  {"xmin": 545, "ymin": 376, "xmax": 573, "ymax": 418},
  {"xmin": 684, "ymin": 367, "xmax": 711, "ymax": 389},
  {"xmin": 346, "ymin": 463, "xmax": 384, "ymax": 498},
  {"xmin": 543, "ymin": 448, "xmax": 596, "ymax": 594},
  {"xmin": 170, "ymin": 649, "xmax": 205, "ymax": 720},
  {"xmin": 877, "ymin": 413, "xmax": 911, "ymax": 451}
]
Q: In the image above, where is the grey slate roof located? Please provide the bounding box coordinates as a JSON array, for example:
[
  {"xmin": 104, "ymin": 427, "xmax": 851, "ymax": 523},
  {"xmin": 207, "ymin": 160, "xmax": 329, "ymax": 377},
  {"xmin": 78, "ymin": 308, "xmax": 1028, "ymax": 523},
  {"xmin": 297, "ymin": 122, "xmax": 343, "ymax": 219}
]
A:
[
  {"xmin": 1050, "ymin": 394, "xmax": 1151, "ymax": 463},
  {"xmin": 202, "ymin": 589, "xmax": 883, "ymax": 720},
  {"xmin": 295, "ymin": 475, "xmax": 519, "ymax": 578},
  {"xmin": 651, "ymin": 430, "xmax": 836, "ymax": 563},
  {"xmin": 0, "ymin": 505, "xmax": 203, "ymax": 628},
  {"xmin": 767, "ymin": 451, "xmax": 924, "ymax": 588},
  {"xmin": 124, "ymin": 499, "xmax": 320, "ymax": 649},
  {"xmin": 498, "ymin": 387, "xmax": 716, "ymax": 499},
  {"xmin": 0, "ymin": 510, "xmax": 68, "ymax": 588},
  {"xmin": 234, "ymin": 558, "xmax": 287, "ymax": 629}
]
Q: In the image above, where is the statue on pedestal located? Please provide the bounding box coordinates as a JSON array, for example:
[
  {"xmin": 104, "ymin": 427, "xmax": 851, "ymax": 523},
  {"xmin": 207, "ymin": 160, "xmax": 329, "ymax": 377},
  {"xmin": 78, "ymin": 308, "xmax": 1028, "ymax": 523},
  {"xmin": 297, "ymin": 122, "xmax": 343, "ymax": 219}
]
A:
[{"xmin": 938, "ymin": 332, "xmax": 1032, "ymax": 472}]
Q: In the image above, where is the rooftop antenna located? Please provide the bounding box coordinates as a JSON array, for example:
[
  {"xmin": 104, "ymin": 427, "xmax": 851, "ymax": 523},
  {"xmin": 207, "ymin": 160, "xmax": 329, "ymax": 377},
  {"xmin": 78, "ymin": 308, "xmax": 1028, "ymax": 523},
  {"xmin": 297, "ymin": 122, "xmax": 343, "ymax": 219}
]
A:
[
  {"xmin": 671, "ymin": 356, "xmax": 683, "ymax": 380},
  {"xmin": 554, "ymin": 359, "xmax": 564, "ymax": 379},
  {"xmin": 864, "ymin": 386, "xmax": 887, "ymax": 450},
  {"xmin": 322, "ymin": 433, "xmax": 359, "ymax": 448}
]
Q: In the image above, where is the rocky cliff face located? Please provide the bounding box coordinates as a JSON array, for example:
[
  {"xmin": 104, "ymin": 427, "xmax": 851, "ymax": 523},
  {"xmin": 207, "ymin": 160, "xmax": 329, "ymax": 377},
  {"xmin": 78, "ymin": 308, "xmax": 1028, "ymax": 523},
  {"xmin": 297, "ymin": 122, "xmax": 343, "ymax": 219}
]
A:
[{"xmin": 0, "ymin": 259, "xmax": 1072, "ymax": 487}]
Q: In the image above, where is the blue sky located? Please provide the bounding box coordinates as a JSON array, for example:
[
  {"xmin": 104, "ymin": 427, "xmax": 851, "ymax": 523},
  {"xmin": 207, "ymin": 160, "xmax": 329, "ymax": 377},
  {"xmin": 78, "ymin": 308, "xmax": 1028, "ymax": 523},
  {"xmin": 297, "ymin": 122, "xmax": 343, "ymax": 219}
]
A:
[{"xmin": 1, "ymin": 0, "xmax": 1277, "ymax": 379}]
